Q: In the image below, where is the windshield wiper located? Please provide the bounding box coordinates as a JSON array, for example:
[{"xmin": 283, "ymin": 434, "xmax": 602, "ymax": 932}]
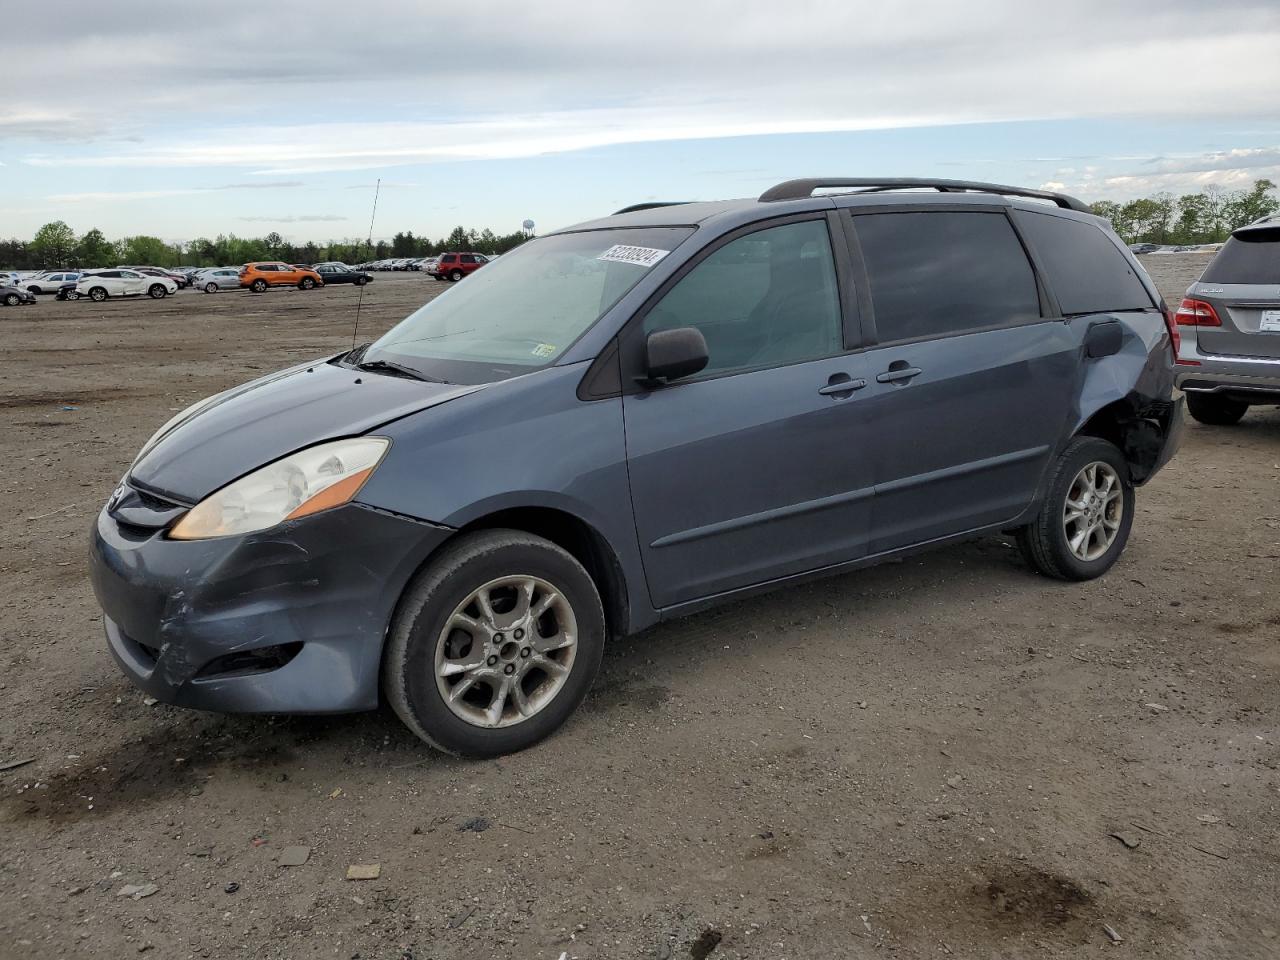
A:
[{"xmin": 356, "ymin": 359, "xmax": 448, "ymax": 383}]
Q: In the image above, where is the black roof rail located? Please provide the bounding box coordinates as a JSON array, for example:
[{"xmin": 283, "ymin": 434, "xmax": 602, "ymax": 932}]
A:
[
  {"xmin": 612, "ymin": 201, "xmax": 692, "ymax": 215},
  {"xmin": 758, "ymin": 178, "xmax": 1091, "ymax": 213}
]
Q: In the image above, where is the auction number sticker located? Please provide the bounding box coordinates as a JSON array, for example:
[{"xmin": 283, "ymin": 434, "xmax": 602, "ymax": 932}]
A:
[{"xmin": 597, "ymin": 245, "xmax": 670, "ymax": 268}]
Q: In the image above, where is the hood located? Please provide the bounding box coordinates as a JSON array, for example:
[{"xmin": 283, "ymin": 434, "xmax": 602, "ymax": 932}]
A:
[{"xmin": 130, "ymin": 360, "xmax": 479, "ymax": 501}]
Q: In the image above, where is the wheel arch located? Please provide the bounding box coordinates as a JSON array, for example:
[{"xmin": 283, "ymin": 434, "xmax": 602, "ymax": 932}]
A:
[
  {"xmin": 453, "ymin": 506, "xmax": 631, "ymax": 640},
  {"xmin": 1071, "ymin": 396, "xmax": 1173, "ymax": 485}
]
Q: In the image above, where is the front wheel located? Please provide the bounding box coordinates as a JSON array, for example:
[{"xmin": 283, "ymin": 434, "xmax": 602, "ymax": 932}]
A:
[
  {"xmin": 383, "ymin": 530, "xmax": 606, "ymax": 757},
  {"xmin": 1016, "ymin": 436, "xmax": 1135, "ymax": 581},
  {"xmin": 3, "ymin": 293, "xmax": 19, "ymax": 306},
  {"xmin": 148, "ymin": 284, "xmax": 167, "ymax": 299},
  {"xmin": 1186, "ymin": 393, "xmax": 1247, "ymax": 426},
  {"xmin": 204, "ymin": 282, "xmax": 218, "ymax": 293},
  {"xmin": 299, "ymin": 277, "xmax": 316, "ymax": 290}
]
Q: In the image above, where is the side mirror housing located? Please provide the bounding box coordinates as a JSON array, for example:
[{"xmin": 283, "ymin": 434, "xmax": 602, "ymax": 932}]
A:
[{"xmin": 644, "ymin": 327, "xmax": 709, "ymax": 383}]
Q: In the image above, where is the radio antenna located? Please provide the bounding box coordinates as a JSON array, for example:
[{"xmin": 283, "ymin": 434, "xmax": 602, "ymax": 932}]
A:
[{"xmin": 351, "ymin": 177, "xmax": 381, "ymax": 351}]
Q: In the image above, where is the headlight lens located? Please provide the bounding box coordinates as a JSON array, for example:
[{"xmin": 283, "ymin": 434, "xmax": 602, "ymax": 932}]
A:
[{"xmin": 169, "ymin": 437, "xmax": 389, "ymax": 540}]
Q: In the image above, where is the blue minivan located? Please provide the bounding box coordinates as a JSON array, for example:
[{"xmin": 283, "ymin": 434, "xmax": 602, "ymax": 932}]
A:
[{"xmin": 90, "ymin": 178, "xmax": 1184, "ymax": 756}]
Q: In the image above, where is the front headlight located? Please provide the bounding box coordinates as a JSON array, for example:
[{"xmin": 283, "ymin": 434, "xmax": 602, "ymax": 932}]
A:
[{"xmin": 169, "ymin": 437, "xmax": 389, "ymax": 540}]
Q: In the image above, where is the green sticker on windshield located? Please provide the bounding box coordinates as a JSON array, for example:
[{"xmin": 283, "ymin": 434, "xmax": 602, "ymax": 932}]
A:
[{"xmin": 531, "ymin": 343, "xmax": 557, "ymax": 358}]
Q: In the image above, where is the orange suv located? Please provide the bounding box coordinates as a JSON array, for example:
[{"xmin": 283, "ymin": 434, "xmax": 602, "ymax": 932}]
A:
[{"xmin": 240, "ymin": 262, "xmax": 323, "ymax": 292}]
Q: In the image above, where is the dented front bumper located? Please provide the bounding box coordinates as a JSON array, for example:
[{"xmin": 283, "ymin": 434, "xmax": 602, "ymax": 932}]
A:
[{"xmin": 89, "ymin": 499, "xmax": 450, "ymax": 713}]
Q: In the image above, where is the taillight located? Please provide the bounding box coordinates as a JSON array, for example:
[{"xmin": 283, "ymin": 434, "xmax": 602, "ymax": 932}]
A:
[
  {"xmin": 1162, "ymin": 304, "xmax": 1181, "ymax": 358},
  {"xmin": 1174, "ymin": 298, "xmax": 1222, "ymax": 327}
]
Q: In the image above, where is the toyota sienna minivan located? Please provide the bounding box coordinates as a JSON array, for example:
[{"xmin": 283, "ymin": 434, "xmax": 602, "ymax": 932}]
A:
[{"xmin": 90, "ymin": 178, "xmax": 1184, "ymax": 756}]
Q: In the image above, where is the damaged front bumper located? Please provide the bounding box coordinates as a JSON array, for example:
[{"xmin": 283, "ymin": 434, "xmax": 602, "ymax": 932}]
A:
[{"xmin": 89, "ymin": 496, "xmax": 451, "ymax": 713}]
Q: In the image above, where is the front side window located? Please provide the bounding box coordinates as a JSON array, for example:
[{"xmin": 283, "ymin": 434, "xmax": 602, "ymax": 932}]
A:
[
  {"xmin": 643, "ymin": 219, "xmax": 843, "ymax": 377},
  {"xmin": 364, "ymin": 227, "xmax": 693, "ymax": 383},
  {"xmin": 855, "ymin": 212, "xmax": 1041, "ymax": 343}
]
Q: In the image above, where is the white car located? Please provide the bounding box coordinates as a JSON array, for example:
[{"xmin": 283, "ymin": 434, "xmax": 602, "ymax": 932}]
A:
[
  {"xmin": 194, "ymin": 267, "xmax": 242, "ymax": 293},
  {"xmin": 25, "ymin": 271, "xmax": 83, "ymax": 294},
  {"xmin": 75, "ymin": 269, "xmax": 177, "ymax": 301}
]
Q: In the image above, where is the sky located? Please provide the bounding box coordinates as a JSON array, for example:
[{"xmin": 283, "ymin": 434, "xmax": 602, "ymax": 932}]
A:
[{"xmin": 2, "ymin": 0, "xmax": 1279, "ymax": 245}]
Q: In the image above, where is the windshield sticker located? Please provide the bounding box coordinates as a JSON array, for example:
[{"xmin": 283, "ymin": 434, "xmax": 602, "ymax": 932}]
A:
[
  {"xmin": 531, "ymin": 343, "xmax": 557, "ymax": 359},
  {"xmin": 597, "ymin": 244, "xmax": 670, "ymax": 268}
]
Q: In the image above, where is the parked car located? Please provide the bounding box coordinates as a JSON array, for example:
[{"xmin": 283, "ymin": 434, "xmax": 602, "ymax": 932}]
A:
[
  {"xmin": 24, "ymin": 271, "xmax": 82, "ymax": 294},
  {"xmin": 240, "ymin": 262, "xmax": 323, "ymax": 292},
  {"xmin": 432, "ymin": 252, "xmax": 489, "ymax": 281},
  {"xmin": 56, "ymin": 281, "xmax": 80, "ymax": 301},
  {"xmin": 89, "ymin": 177, "xmax": 1183, "ymax": 757},
  {"xmin": 120, "ymin": 266, "xmax": 190, "ymax": 288},
  {"xmin": 1173, "ymin": 214, "xmax": 1280, "ymax": 424},
  {"xmin": 1, "ymin": 283, "xmax": 37, "ymax": 306},
  {"xmin": 313, "ymin": 262, "xmax": 373, "ymax": 286},
  {"xmin": 1129, "ymin": 242, "xmax": 1160, "ymax": 255},
  {"xmin": 76, "ymin": 269, "xmax": 177, "ymax": 301},
  {"xmin": 195, "ymin": 268, "xmax": 244, "ymax": 293}
]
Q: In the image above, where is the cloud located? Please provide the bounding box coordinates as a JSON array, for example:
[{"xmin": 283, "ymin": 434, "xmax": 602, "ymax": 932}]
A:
[
  {"xmin": 237, "ymin": 215, "xmax": 348, "ymax": 223},
  {"xmin": 4, "ymin": 0, "xmax": 1278, "ymax": 175},
  {"xmin": 207, "ymin": 181, "xmax": 304, "ymax": 190}
]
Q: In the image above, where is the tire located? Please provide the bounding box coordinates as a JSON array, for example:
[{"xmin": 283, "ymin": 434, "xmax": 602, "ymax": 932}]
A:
[
  {"xmin": 355, "ymin": 277, "xmax": 368, "ymax": 286},
  {"xmin": 27, "ymin": 286, "xmax": 43, "ymax": 296},
  {"xmin": 204, "ymin": 282, "xmax": 218, "ymax": 293},
  {"xmin": 148, "ymin": 284, "xmax": 167, "ymax": 299},
  {"xmin": 1016, "ymin": 437, "xmax": 1135, "ymax": 581},
  {"xmin": 299, "ymin": 277, "xmax": 316, "ymax": 290},
  {"xmin": 1186, "ymin": 393, "xmax": 1247, "ymax": 426},
  {"xmin": 250, "ymin": 278, "xmax": 268, "ymax": 293},
  {"xmin": 449, "ymin": 269, "xmax": 464, "ymax": 282},
  {"xmin": 66, "ymin": 291, "xmax": 79, "ymax": 301},
  {"xmin": 383, "ymin": 529, "xmax": 606, "ymax": 757},
  {"xmin": 89, "ymin": 286, "xmax": 108, "ymax": 302},
  {"xmin": 3, "ymin": 293, "xmax": 19, "ymax": 306}
]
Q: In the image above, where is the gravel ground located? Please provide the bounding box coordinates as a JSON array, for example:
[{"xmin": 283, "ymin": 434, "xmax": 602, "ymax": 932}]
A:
[{"xmin": 1, "ymin": 255, "xmax": 1277, "ymax": 960}]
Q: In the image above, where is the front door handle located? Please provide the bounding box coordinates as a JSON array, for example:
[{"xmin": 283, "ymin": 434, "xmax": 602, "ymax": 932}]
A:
[
  {"xmin": 876, "ymin": 364, "xmax": 923, "ymax": 384},
  {"xmin": 819, "ymin": 374, "xmax": 867, "ymax": 398}
]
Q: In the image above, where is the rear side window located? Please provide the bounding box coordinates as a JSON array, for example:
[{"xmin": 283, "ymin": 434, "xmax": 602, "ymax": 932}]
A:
[
  {"xmin": 1201, "ymin": 229, "xmax": 1280, "ymax": 284},
  {"xmin": 854, "ymin": 212, "xmax": 1040, "ymax": 343},
  {"xmin": 1014, "ymin": 211, "xmax": 1153, "ymax": 314}
]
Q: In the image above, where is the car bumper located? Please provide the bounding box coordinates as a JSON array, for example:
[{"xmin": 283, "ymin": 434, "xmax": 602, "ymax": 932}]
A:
[
  {"xmin": 89, "ymin": 500, "xmax": 452, "ymax": 714},
  {"xmin": 1149, "ymin": 395, "xmax": 1185, "ymax": 478},
  {"xmin": 1176, "ymin": 361, "xmax": 1280, "ymax": 403}
]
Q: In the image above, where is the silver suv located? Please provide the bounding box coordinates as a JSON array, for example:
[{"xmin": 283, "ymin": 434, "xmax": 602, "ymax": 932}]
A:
[{"xmin": 1175, "ymin": 215, "xmax": 1280, "ymax": 424}]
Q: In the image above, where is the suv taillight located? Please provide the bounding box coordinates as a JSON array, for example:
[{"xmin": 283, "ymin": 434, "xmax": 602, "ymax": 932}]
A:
[{"xmin": 1174, "ymin": 297, "xmax": 1222, "ymax": 327}]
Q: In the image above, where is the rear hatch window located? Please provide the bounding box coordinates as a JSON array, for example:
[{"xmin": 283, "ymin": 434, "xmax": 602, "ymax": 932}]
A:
[{"xmin": 1201, "ymin": 228, "xmax": 1280, "ymax": 284}]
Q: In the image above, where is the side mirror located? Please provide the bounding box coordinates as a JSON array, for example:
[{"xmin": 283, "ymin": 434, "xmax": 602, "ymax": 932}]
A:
[{"xmin": 644, "ymin": 327, "xmax": 709, "ymax": 383}]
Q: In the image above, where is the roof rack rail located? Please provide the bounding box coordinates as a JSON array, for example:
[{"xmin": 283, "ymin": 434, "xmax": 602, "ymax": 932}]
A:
[
  {"xmin": 612, "ymin": 201, "xmax": 691, "ymax": 215},
  {"xmin": 758, "ymin": 178, "xmax": 1091, "ymax": 213}
]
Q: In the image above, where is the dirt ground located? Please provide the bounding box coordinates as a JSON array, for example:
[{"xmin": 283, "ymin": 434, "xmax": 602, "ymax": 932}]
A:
[{"xmin": 1, "ymin": 256, "xmax": 1276, "ymax": 960}]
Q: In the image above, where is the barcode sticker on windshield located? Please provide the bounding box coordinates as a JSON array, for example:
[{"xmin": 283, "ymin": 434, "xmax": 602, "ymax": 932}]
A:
[{"xmin": 597, "ymin": 244, "xmax": 670, "ymax": 268}]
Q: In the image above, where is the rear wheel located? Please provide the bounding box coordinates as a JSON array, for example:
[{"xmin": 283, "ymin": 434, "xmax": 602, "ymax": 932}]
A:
[
  {"xmin": 299, "ymin": 277, "xmax": 316, "ymax": 290},
  {"xmin": 3, "ymin": 293, "xmax": 19, "ymax": 306},
  {"xmin": 89, "ymin": 286, "xmax": 108, "ymax": 302},
  {"xmin": 250, "ymin": 278, "xmax": 268, "ymax": 293},
  {"xmin": 449, "ymin": 269, "xmax": 463, "ymax": 282},
  {"xmin": 1186, "ymin": 392, "xmax": 1248, "ymax": 426},
  {"xmin": 148, "ymin": 284, "xmax": 167, "ymax": 299},
  {"xmin": 383, "ymin": 529, "xmax": 606, "ymax": 757},
  {"xmin": 1016, "ymin": 436, "xmax": 1135, "ymax": 581}
]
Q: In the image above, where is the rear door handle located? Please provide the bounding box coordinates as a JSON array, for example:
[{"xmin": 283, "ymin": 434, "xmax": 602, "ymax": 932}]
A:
[
  {"xmin": 876, "ymin": 366, "xmax": 923, "ymax": 384},
  {"xmin": 819, "ymin": 375, "xmax": 867, "ymax": 397}
]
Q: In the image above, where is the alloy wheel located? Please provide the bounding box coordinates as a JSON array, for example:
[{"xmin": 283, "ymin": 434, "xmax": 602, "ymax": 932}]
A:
[
  {"xmin": 434, "ymin": 575, "xmax": 578, "ymax": 728},
  {"xmin": 1062, "ymin": 461, "xmax": 1123, "ymax": 562}
]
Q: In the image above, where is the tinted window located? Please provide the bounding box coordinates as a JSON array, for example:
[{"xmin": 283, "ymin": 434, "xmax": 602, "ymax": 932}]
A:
[
  {"xmin": 1013, "ymin": 210, "xmax": 1153, "ymax": 314},
  {"xmin": 461, "ymin": 255, "xmax": 477, "ymax": 264},
  {"xmin": 1201, "ymin": 229, "xmax": 1280, "ymax": 284},
  {"xmin": 644, "ymin": 219, "xmax": 843, "ymax": 377},
  {"xmin": 854, "ymin": 212, "xmax": 1040, "ymax": 343}
]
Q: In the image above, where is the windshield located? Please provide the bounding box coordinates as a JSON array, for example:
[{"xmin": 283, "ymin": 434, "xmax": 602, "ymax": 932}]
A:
[{"xmin": 362, "ymin": 227, "xmax": 692, "ymax": 383}]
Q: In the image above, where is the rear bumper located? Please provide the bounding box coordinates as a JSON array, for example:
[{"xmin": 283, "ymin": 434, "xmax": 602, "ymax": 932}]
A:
[
  {"xmin": 89, "ymin": 501, "xmax": 451, "ymax": 713},
  {"xmin": 1176, "ymin": 367, "xmax": 1280, "ymax": 403},
  {"xmin": 1149, "ymin": 396, "xmax": 1185, "ymax": 478}
]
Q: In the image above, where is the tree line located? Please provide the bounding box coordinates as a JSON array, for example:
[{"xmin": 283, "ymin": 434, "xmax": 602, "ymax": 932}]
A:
[
  {"xmin": 1089, "ymin": 179, "xmax": 1277, "ymax": 246},
  {"xmin": 0, "ymin": 223, "xmax": 532, "ymax": 271}
]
